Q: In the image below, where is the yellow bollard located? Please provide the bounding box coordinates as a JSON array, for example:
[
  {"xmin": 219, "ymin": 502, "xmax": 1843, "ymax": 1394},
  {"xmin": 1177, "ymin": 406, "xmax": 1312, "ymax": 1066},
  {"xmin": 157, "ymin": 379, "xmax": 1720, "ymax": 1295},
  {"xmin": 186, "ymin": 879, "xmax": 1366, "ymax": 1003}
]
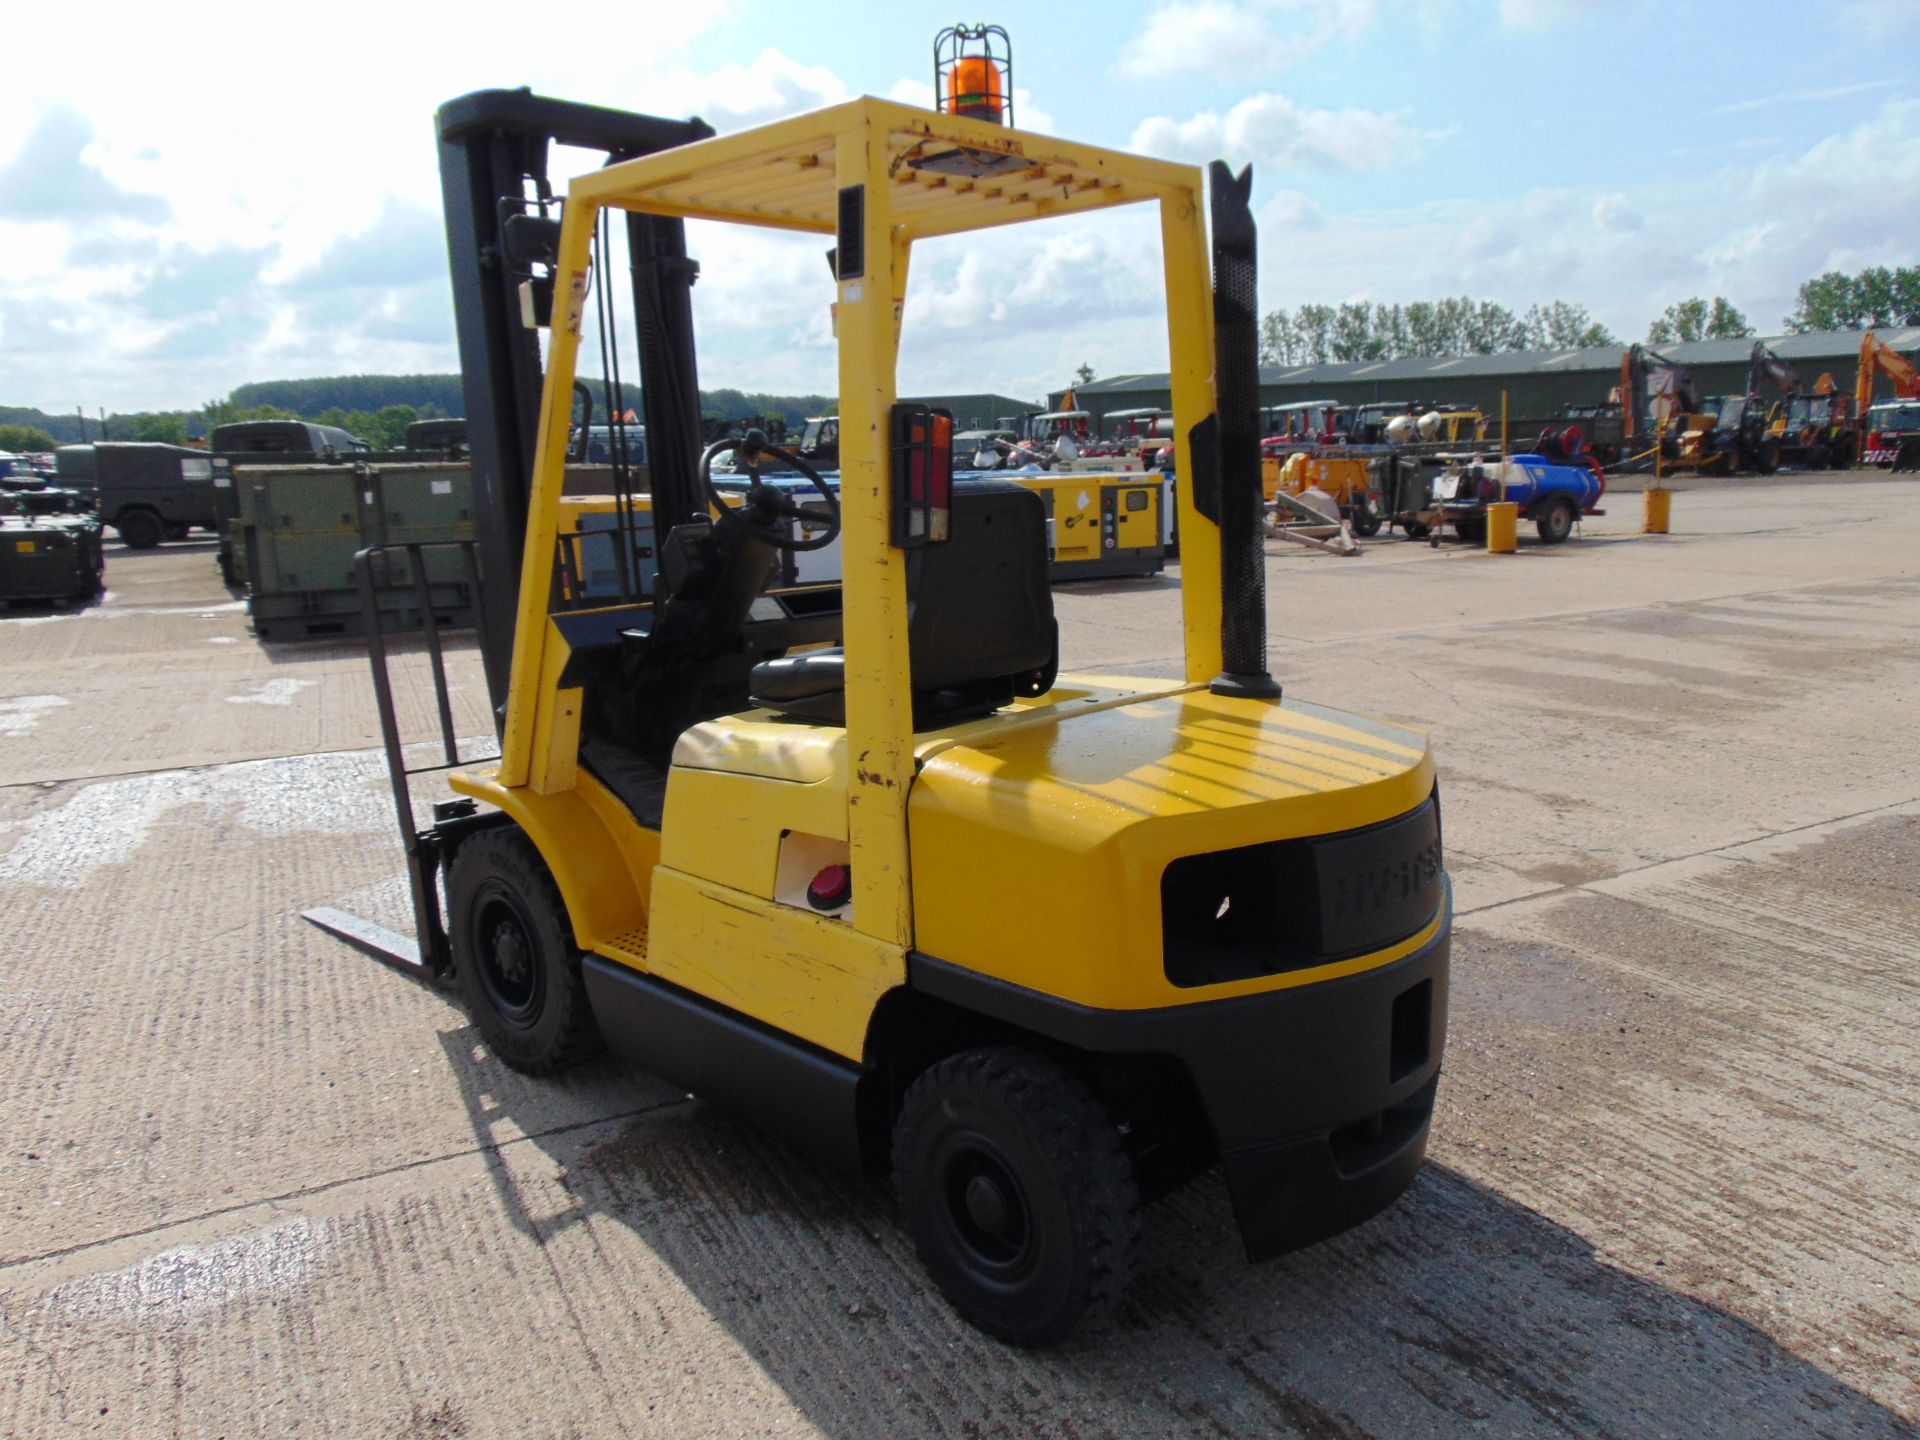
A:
[
  {"xmin": 1644, "ymin": 487, "xmax": 1671, "ymax": 534},
  {"xmin": 1485, "ymin": 501, "xmax": 1518, "ymax": 553}
]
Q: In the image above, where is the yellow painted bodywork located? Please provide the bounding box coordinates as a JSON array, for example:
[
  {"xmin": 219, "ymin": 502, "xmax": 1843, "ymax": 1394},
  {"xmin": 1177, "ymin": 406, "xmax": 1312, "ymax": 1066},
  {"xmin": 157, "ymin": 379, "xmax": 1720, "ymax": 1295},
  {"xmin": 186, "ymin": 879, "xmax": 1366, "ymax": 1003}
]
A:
[
  {"xmin": 456, "ymin": 96, "xmax": 1438, "ymax": 1064},
  {"xmin": 908, "ymin": 678, "xmax": 1435, "ymax": 1010}
]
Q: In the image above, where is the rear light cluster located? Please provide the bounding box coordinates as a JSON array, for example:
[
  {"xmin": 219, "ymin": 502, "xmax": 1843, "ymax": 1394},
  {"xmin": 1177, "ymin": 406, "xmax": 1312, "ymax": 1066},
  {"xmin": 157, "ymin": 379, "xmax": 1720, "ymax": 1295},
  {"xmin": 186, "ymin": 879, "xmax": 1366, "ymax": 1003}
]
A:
[{"xmin": 891, "ymin": 404, "xmax": 953, "ymax": 548}]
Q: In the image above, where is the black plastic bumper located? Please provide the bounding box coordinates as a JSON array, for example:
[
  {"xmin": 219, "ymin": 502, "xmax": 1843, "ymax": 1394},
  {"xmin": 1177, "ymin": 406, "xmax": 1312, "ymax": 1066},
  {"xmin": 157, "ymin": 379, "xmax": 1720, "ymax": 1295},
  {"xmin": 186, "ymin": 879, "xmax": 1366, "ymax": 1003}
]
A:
[{"xmin": 908, "ymin": 887, "xmax": 1450, "ymax": 1261}]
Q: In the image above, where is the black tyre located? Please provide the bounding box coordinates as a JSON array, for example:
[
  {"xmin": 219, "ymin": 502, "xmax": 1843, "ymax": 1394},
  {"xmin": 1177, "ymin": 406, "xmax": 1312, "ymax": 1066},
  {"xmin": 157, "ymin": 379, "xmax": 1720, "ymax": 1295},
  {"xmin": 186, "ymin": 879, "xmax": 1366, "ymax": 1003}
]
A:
[
  {"xmin": 893, "ymin": 1047, "xmax": 1140, "ymax": 1348},
  {"xmin": 1404, "ymin": 521, "xmax": 1431, "ymax": 540},
  {"xmin": 1756, "ymin": 440, "xmax": 1780, "ymax": 476},
  {"xmin": 1807, "ymin": 443, "xmax": 1831, "ymax": 471},
  {"xmin": 163, "ymin": 521, "xmax": 191, "ymax": 541},
  {"xmin": 1348, "ymin": 496, "xmax": 1383, "ymax": 537},
  {"xmin": 447, "ymin": 828, "xmax": 602, "ymax": 1074},
  {"xmin": 115, "ymin": 509, "xmax": 163, "ymax": 549},
  {"xmin": 1832, "ymin": 434, "xmax": 1855, "ymax": 468},
  {"xmin": 1535, "ymin": 496, "xmax": 1576, "ymax": 544},
  {"xmin": 1453, "ymin": 517, "xmax": 1486, "ymax": 546}
]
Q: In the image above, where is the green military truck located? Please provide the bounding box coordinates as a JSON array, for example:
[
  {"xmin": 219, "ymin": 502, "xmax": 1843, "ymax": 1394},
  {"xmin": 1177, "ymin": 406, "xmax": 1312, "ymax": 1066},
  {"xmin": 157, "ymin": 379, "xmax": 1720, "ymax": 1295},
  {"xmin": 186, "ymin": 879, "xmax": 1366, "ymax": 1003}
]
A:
[
  {"xmin": 402, "ymin": 418, "xmax": 468, "ymax": 457},
  {"xmin": 55, "ymin": 442, "xmax": 227, "ymax": 549}
]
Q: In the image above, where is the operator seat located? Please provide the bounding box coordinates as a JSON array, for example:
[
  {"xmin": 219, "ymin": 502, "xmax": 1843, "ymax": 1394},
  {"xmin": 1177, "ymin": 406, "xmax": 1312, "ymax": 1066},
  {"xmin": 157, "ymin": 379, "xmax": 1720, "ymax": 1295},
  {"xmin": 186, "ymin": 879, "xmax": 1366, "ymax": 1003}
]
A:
[{"xmin": 747, "ymin": 479, "xmax": 1057, "ymax": 727}]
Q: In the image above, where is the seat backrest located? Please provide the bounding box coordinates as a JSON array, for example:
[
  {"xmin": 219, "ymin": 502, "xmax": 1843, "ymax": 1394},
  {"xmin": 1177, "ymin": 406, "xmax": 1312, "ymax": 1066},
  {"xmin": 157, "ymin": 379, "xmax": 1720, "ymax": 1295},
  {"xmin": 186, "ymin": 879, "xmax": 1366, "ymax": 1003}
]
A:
[{"xmin": 906, "ymin": 479, "xmax": 1054, "ymax": 692}]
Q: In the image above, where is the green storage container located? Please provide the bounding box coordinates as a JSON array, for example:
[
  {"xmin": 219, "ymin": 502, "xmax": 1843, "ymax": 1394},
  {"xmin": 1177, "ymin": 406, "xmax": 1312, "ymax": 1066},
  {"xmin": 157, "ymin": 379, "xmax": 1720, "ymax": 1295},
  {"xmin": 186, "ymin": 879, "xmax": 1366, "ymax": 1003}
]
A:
[
  {"xmin": 237, "ymin": 461, "xmax": 476, "ymax": 640},
  {"xmin": 1, "ymin": 514, "xmax": 106, "ymax": 605}
]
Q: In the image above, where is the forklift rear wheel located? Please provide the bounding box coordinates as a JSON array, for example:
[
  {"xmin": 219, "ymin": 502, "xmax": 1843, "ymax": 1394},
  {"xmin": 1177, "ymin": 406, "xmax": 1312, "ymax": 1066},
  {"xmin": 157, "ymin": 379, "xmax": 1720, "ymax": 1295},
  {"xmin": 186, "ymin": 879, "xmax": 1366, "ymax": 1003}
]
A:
[
  {"xmin": 448, "ymin": 828, "xmax": 602, "ymax": 1074},
  {"xmin": 1535, "ymin": 497, "xmax": 1575, "ymax": 544},
  {"xmin": 893, "ymin": 1047, "xmax": 1140, "ymax": 1348},
  {"xmin": 116, "ymin": 509, "xmax": 163, "ymax": 549}
]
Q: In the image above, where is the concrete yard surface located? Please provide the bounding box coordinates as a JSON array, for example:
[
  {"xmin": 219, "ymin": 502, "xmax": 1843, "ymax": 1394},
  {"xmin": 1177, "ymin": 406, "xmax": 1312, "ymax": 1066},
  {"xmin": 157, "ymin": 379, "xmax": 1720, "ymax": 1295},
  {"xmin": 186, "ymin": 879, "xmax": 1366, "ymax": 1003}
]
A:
[{"xmin": 1, "ymin": 479, "xmax": 1915, "ymax": 1437}]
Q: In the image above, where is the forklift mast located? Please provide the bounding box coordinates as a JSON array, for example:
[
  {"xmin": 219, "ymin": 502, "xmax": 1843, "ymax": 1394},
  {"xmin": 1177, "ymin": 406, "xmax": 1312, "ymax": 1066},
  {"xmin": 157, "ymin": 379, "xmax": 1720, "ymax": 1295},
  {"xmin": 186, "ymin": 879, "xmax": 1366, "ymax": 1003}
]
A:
[{"xmin": 435, "ymin": 89, "xmax": 714, "ymax": 715}]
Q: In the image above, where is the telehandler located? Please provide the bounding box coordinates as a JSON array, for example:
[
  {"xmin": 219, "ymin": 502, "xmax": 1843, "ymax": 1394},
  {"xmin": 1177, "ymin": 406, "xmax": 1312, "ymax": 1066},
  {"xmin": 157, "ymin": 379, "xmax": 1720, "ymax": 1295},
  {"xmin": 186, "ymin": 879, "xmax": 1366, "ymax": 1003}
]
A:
[{"xmin": 321, "ymin": 82, "xmax": 1450, "ymax": 1346}]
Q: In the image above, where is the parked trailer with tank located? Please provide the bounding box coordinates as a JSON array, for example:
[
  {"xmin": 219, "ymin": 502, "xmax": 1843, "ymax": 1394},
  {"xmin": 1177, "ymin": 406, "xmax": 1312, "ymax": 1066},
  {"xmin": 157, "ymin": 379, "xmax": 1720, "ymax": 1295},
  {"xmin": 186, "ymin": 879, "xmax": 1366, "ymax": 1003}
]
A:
[{"xmin": 1424, "ymin": 451, "xmax": 1606, "ymax": 544}]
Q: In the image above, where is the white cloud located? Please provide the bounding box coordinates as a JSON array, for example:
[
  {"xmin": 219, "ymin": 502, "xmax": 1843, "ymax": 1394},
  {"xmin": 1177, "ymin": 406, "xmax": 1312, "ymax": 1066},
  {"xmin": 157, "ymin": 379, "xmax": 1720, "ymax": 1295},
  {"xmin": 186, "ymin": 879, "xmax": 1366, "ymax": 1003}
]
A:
[
  {"xmin": 1116, "ymin": 0, "xmax": 1381, "ymax": 78},
  {"xmin": 658, "ymin": 50, "xmax": 850, "ymax": 130},
  {"xmin": 1261, "ymin": 189, "xmax": 1327, "ymax": 232},
  {"xmin": 1131, "ymin": 93, "xmax": 1417, "ymax": 172},
  {"xmin": 1254, "ymin": 98, "xmax": 1920, "ymax": 342},
  {"xmin": 1591, "ymin": 193, "xmax": 1643, "ymax": 233},
  {"xmin": 1708, "ymin": 80, "xmax": 1894, "ymax": 118},
  {"xmin": 1498, "ymin": 0, "xmax": 1610, "ymax": 25},
  {"xmin": 1840, "ymin": 1, "xmax": 1920, "ymax": 40}
]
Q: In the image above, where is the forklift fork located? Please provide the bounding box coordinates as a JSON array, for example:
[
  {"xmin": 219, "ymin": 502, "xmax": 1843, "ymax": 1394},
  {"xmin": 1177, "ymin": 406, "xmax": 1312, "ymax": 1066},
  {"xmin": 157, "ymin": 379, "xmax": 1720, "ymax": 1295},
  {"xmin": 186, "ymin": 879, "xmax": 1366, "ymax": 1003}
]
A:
[{"xmin": 302, "ymin": 540, "xmax": 499, "ymax": 982}]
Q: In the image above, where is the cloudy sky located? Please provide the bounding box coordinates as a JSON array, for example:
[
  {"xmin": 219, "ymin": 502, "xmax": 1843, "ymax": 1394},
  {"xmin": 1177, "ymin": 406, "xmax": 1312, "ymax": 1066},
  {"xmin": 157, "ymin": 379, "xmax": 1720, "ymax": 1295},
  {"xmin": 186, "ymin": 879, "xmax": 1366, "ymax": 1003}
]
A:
[{"xmin": 2, "ymin": 0, "xmax": 1916, "ymax": 412}]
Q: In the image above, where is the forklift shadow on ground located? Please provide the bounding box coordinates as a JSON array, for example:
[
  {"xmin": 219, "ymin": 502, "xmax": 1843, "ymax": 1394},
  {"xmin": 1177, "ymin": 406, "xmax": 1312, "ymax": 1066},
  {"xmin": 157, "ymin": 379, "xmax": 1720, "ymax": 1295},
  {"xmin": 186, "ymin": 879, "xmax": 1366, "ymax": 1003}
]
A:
[{"xmin": 430, "ymin": 1027, "xmax": 1908, "ymax": 1439}]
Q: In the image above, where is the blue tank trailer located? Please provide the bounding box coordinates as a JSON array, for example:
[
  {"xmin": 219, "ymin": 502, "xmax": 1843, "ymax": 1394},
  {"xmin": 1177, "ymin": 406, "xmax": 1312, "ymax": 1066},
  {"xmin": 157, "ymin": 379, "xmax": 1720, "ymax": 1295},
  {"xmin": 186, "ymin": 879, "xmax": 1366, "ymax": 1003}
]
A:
[{"xmin": 1417, "ymin": 432, "xmax": 1608, "ymax": 546}]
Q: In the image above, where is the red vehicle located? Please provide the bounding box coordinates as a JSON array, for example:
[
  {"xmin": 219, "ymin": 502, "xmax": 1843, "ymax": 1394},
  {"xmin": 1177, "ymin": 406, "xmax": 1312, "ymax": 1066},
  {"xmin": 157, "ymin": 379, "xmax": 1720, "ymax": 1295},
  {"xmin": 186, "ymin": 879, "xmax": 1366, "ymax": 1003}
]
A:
[
  {"xmin": 1259, "ymin": 399, "xmax": 1344, "ymax": 448},
  {"xmin": 1855, "ymin": 331, "xmax": 1919, "ymax": 465},
  {"xmin": 1863, "ymin": 400, "xmax": 1920, "ymax": 467}
]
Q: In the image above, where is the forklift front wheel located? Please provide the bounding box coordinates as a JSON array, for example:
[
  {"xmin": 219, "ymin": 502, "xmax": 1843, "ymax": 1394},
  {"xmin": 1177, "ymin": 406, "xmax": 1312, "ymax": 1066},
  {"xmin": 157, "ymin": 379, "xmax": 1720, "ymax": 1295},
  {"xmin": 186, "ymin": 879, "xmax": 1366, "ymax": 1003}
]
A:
[
  {"xmin": 447, "ymin": 829, "xmax": 602, "ymax": 1075},
  {"xmin": 892, "ymin": 1047, "xmax": 1140, "ymax": 1348}
]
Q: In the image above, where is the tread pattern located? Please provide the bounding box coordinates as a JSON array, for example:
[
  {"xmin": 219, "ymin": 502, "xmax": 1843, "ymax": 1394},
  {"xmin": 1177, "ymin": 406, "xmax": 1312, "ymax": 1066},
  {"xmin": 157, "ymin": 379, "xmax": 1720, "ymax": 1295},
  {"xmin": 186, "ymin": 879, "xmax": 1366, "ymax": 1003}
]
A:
[
  {"xmin": 448, "ymin": 828, "xmax": 602, "ymax": 1074},
  {"xmin": 894, "ymin": 1046, "xmax": 1141, "ymax": 1346}
]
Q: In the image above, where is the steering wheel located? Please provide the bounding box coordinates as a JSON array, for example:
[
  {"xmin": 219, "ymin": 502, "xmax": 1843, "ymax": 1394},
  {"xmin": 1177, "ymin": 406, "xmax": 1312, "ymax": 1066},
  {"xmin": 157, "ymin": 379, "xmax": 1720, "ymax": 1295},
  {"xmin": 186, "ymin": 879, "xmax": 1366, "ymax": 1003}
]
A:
[{"xmin": 699, "ymin": 430, "xmax": 842, "ymax": 552}]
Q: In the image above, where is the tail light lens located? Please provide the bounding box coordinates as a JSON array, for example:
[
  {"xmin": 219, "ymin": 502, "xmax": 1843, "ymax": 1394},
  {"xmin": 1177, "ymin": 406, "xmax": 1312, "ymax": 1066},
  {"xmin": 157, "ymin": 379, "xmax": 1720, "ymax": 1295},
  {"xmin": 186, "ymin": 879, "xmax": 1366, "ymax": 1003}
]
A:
[{"xmin": 891, "ymin": 403, "xmax": 953, "ymax": 548}]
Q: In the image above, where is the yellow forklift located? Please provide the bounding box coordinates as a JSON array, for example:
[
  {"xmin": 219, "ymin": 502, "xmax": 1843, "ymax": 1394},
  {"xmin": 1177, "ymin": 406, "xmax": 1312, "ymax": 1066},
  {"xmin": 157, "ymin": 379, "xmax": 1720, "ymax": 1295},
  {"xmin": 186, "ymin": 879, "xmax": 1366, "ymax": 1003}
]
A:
[{"xmin": 318, "ymin": 73, "xmax": 1449, "ymax": 1346}]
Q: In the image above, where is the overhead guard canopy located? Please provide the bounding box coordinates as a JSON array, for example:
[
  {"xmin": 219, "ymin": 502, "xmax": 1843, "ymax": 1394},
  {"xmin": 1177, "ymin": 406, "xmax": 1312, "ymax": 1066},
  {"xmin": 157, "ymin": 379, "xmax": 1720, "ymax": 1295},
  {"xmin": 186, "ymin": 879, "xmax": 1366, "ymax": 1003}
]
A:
[{"xmin": 565, "ymin": 97, "xmax": 1197, "ymax": 240}]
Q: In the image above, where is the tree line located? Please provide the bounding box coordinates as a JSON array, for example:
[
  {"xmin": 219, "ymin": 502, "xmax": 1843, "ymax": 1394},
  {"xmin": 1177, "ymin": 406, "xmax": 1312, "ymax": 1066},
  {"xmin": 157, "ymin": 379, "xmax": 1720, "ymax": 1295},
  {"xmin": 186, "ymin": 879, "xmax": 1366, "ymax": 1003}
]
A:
[
  {"xmin": 1257, "ymin": 264, "xmax": 1919, "ymax": 368},
  {"xmin": 1260, "ymin": 298, "xmax": 1617, "ymax": 366},
  {"xmin": 0, "ymin": 378, "xmax": 840, "ymax": 454},
  {"xmin": 1785, "ymin": 266, "xmax": 1920, "ymax": 333}
]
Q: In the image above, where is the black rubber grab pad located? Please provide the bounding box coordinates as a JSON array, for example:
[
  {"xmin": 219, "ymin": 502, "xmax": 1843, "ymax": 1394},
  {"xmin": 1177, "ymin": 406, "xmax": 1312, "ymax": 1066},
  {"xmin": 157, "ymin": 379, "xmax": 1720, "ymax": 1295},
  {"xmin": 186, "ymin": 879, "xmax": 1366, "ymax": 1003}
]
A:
[
  {"xmin": 837, "ymin": 186, "xmax": 865, "ymax": 280},
  {"xmin": 1207, "ymin": 159, "xmax": 1280, "ymax": 699}
]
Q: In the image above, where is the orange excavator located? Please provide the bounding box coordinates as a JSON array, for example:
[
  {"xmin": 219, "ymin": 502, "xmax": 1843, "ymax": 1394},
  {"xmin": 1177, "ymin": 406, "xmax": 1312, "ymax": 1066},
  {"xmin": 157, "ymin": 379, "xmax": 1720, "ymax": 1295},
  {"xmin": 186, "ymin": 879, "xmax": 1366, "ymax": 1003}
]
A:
[{"xmin": 1856, "ymin": 331, "xmax": 1920, "ymax": 467}]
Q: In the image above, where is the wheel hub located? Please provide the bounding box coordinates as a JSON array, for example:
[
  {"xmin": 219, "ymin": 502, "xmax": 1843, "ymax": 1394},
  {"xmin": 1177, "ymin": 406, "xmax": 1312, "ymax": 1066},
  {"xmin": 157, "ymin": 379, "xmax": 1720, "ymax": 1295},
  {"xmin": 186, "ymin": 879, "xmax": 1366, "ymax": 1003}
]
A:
[
  {"xmin": 963, "ymin": 1173, "xmax": 1015, "ymax": 1241},
  {"xmin": 946, "ymin": 1147, "xmax": 1031, "ymax": 1268},
  {"xmin": 489, "ymin": 920, "xmax": 530, "ymax": 986}
]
